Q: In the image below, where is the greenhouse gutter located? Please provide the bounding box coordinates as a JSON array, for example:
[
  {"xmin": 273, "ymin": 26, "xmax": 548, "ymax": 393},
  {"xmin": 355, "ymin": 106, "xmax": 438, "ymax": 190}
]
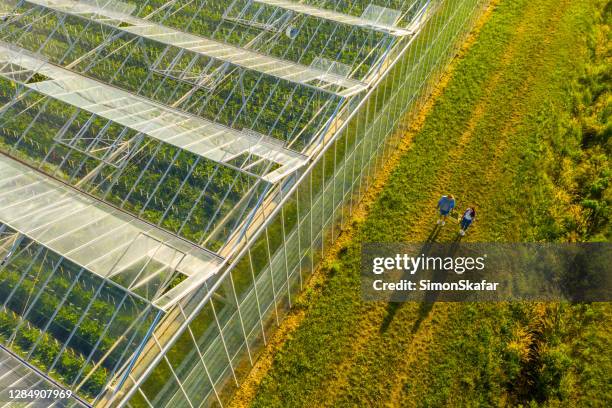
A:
[{"xmin": 23, "ymin": 0, "xmax": 368, "ymax": 98}]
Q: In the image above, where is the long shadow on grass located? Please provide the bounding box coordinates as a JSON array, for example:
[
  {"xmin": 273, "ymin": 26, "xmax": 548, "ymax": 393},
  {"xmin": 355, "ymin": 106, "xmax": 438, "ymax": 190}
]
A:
[
  {"xmin": 409, "ymin": 234, "xmax": 463, "ymax": 334},
  {"xmin": 380, "ymin": 223, "xmax": 444, "ymax": 333},
  {"xmin": 379, "ymin": 229, "xmax": 466, "ymax": 333}
]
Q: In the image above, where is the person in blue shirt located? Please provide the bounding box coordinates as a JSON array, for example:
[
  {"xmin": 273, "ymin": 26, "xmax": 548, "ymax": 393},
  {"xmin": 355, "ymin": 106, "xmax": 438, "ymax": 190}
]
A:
[
  {"xmin": 436, "ymin": 194, "xmax": 456, "ymax": 226},
  {"xmin": 459, "ymin": 206, "xmax": 476, "ymax": 236}
]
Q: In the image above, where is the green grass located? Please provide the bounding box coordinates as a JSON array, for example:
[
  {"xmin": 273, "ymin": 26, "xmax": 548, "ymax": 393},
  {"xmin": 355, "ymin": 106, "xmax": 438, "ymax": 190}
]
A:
[{"xmin": 246, "ymin": 0, "xmax": 611, "ymax": 406}]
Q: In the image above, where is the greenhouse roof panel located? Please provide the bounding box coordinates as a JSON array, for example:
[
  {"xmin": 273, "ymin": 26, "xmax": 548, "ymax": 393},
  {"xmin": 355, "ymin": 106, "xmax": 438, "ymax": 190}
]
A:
[
  {"xmin": 252, "ymin": 0, "xmax": 413, "ymax": 36},
  {"xmin": 0, "ymin": 44, "xmax": 307, "ymax": 183},
  {"xmin": 24, "ymin": 0, "xmax": 368, "ymax": 98},
  {"xmin": 0, "ymin": 154, "xmax": 223, "ymax": 302}
]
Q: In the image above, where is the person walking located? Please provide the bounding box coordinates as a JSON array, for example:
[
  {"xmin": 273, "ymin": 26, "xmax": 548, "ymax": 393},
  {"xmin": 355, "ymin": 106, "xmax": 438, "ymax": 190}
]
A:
[
  {"xmin": 459, "ymin": 206, "xmax": 476, "ymax": 236},
  {"xmin": 436, "ymin": 194, "xmax": 456, "ymax": 226}
]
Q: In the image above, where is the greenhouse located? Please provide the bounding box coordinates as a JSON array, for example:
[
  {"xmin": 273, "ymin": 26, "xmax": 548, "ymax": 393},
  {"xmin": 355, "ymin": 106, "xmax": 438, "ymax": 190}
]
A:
[{"xmin": 0, "ymin": 0, "xmax": 488, "ymax": 406}]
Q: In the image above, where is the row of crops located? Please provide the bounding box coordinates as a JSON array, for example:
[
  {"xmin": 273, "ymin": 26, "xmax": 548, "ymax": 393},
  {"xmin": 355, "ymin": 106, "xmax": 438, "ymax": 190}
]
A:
[
  {"xmin": 2, "ymin": 3, "xmax": 341, "ymax": 150},
  {"xmin": 0, "ymin": 228, "xmax": 159, "ymax": 399},
  {"xmin": 130, "ymin": 0, "xmax": 396, "ymax": 80}
]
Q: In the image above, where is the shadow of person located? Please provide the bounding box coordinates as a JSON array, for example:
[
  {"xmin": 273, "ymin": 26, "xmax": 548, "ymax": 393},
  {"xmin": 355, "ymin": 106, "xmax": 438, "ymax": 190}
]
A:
[
  {"xmin": 379, "ymin": 225, "xmax": 444, "ymax": 333},
  {"xmin": 410, "ymin": 235, "xmax": 463, "ymax": 333},
  {"xmin": 426, "ymin": 223, "xmax": 443, "ymax": 242}
]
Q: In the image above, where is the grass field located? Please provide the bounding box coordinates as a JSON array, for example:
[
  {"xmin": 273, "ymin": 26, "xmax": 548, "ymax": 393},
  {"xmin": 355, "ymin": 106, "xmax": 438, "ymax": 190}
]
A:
[{"xmin": 230, "ymin": 0, "xmax": 611, "ymax": 406}]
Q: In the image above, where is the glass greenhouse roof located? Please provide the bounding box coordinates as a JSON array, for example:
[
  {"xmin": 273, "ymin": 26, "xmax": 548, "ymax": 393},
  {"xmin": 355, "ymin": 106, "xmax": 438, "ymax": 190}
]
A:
[
  {"xmin": 252, "ymin": 0, "xmax": 413, "ymax": 36},
  {"xmin": 2, "ymin": 0, "xmax": 346, "ymax": 151},
  {"xmin": 0, "ymin": 44, "xmax": 307, "ymax": 183},
  {"xmin": 0, "ymin": 154, "xmax": 223, "ymax": 303},
  {"xmin": 23, "ymin": 0, "xmax": 368, "ymax": 98}
]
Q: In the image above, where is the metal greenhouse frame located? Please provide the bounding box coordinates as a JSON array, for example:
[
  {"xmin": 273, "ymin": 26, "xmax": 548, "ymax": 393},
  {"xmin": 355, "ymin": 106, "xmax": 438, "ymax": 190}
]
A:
[{"xmin": 0, "ymin": 0, "xmax": 489, "ymax": 406}]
